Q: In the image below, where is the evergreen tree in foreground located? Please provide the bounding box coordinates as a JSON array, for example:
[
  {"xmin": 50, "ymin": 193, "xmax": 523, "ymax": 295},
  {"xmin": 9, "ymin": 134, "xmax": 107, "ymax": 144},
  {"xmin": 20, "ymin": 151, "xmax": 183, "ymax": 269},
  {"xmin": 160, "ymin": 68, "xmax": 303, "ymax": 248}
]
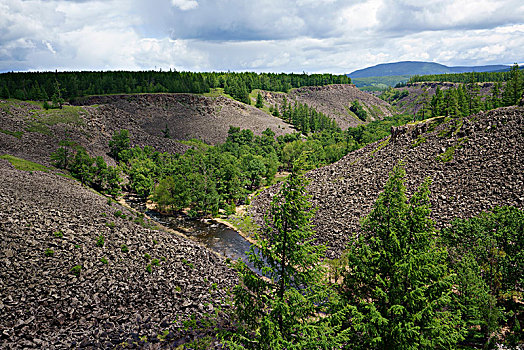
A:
[
  {"xmin": 226, "ymin": 157, "xmax": 347, "ymax": 349},
  {"xmin": 340, "ymin": 164, "xmax": 463, "ymax": 349}
]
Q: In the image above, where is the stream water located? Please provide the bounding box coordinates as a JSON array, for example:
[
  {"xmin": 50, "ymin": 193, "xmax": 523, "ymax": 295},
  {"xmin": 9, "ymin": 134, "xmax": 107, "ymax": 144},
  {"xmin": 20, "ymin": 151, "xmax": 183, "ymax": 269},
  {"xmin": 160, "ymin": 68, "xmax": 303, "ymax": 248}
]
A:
[{"xmin": 125, "ymin": 197, "xmax": 262, "ymax": 273}]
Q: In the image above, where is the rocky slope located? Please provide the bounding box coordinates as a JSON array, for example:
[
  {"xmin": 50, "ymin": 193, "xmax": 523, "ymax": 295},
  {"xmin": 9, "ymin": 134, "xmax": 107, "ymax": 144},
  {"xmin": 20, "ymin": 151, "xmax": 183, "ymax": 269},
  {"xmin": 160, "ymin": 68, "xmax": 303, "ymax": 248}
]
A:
[
  {"xmin": 386, "ymin": 81, "xmax": 498, "ymax": 115},
  {"xmin": 259, "ymin": 84, "xmax": 395, "ymax": 129},
  {"xmin": 248, "ymin": 106, "xmax": 524, "ymax": 258},
  {"xmin": 0, "ymin": 159, "xmax": 237, "ymax": 348},
  {"xmin": 0, "ymin": 94, "xmax": 294, "ymax": 167},
  {"xmin": 73, "ymin": 93, "xmax": 294, "ymax": 145},
  {"xmin": 0, "ymin": 99, "xmax": 189, "ymax": 167}
]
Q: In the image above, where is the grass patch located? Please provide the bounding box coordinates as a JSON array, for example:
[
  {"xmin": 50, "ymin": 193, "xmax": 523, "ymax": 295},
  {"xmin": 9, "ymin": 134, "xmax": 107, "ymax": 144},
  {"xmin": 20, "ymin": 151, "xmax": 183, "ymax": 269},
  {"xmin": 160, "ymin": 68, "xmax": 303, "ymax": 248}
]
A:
[
  {"xmin": 201, "ymin": 88, "xmax": 234, "ymax": 100},
  {"xmin": 33, "ymin": 105, "xmax": 86, "ymax": 126},
  {"xmin": 0, "ymin": 129, "xmax": 24, "ymax": 138},
  {"xmin": 24, "ymin": 105, "xmax": 86, "ymax": 135},
  {"xmin": 0, "ymin": 154, "xmax": 49, "ymax": 172},
  {"xmin": 436, "ymin": 137, "xmax": 468, "ymax": 162},
  {"xmin": 368, "ymin": 104, "xmax": 384, "ymax": 120},
  {"xmin": 369, "ymin": 136, "xmax": 391, "ymax": 157},
  {"xmin": 96, "ymin": 235, "xmax": 105, "ymax": 247},
  {"xmin": 25, "ymin": 121, "xmax": 51, "ymax": 135},
  {"xmin": 44, "ymin": 248, "xmax": 55, "ymax": 257},
  {"xmin": 411, "ymin": 135, "xmax": 427, "ymax": 148},
  {"xmin": 226, "ymin": 214, "xmax": 260, "ymax": 237},
  {"xmin": 70, "ymin": 264, "xmax": 82, "ymax": 277}
]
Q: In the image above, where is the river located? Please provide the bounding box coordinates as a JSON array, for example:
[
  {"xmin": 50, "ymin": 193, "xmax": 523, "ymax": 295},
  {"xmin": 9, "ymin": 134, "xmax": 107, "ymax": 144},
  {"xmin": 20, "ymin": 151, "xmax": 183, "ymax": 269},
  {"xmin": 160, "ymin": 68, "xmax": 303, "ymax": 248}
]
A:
[{"xmin": 124, "ymin": 196, "xmax": 262, "ymax": 273}]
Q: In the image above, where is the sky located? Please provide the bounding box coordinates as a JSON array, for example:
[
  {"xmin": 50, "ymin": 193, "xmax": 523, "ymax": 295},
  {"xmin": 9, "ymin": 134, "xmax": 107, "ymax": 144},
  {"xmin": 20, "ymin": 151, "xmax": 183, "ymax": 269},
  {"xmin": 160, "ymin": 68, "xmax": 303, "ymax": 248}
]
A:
[{"xmin": 1, "ymin": 0, "xmax": 523, "ymax": 74}]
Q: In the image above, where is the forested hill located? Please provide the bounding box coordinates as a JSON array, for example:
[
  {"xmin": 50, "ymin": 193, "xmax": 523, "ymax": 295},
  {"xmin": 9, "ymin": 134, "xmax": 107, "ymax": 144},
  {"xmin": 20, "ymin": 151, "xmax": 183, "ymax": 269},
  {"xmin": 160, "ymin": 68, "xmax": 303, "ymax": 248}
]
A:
[
  {"xmin": 349, "ymin": 61, "xmax": 508, "ymax": 78},
  {"xmin": 0, "ymin": 70, "xmax": 350, "ymax": 102}
]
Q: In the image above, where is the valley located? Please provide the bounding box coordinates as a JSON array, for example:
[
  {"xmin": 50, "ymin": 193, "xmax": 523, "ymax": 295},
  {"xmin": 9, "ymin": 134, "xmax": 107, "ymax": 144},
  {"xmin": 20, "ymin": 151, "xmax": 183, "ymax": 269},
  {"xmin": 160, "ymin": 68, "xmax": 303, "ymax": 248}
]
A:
[{"xmin": 0, "ymin": 69, "xmax": 523, "ymax": 349}]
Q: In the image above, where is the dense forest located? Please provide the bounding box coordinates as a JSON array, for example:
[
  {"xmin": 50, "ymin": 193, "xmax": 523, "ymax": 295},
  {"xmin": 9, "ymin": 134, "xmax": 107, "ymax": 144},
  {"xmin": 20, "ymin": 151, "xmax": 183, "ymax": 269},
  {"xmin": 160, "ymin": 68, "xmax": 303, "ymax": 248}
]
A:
[
  {"xmin": 0, "ymin": 70, "xmax": 351, "ymax": 104},
  {"xmin": 407, "ymin": 63, "xmax": 522, "ymax": 84}
]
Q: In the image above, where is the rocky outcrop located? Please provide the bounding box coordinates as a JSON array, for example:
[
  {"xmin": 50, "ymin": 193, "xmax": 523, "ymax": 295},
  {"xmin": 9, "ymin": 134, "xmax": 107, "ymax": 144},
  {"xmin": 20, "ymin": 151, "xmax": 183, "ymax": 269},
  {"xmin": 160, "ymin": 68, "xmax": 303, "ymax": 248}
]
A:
[
  {"xmin": 0, "ymin": 160, "xmax": 237, "ymax": 348},
  {"xmin": 248, "ymin": 106, "xmax": 524, "ymax": 258},
  {"xmin": 0, "ymin": 94, "xmax": 294, "ymax": 168}
]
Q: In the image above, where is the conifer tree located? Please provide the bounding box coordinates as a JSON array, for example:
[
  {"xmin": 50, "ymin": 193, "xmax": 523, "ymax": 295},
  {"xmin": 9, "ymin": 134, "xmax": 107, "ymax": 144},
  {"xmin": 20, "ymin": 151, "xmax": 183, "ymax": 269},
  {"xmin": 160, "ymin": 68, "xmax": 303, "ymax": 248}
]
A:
[
  {"xmin": 227, "ymin": 158, "xmax": 347, "ymax": 349},
  {"xmin": 340, "ymin": 164, "xmax": 463, "ymax": 350},
  {"xmin": 255, "ymin": 91, "xmax": 264, "ymax": 108}
]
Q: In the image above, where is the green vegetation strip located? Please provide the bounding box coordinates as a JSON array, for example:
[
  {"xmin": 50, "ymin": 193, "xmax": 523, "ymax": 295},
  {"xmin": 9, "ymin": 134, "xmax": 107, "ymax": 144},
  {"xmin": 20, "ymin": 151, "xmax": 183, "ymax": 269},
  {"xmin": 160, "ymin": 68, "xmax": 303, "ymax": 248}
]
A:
[
  {"xmin": 0, "ymin": 129, "xmax": 23, "ymax": 138},
  {"xmin": 0, "ymin": 154, "xmax": 50, "ymax": 172}
]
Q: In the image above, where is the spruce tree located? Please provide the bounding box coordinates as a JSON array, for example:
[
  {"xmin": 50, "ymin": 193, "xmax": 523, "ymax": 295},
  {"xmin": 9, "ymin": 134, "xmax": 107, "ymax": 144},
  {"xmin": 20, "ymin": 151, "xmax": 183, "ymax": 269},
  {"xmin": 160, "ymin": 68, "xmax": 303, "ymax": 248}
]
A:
[
  {"xmin": 227, "ymin": 158, "xmax": 347, "ymax": 349},
  {"xmin": 255, "ymin": 92, "xmax": 264, "ymax": 108},
  {"xmin": 340, "ymin": 164, "xmax": 463, "ymax": 349}
]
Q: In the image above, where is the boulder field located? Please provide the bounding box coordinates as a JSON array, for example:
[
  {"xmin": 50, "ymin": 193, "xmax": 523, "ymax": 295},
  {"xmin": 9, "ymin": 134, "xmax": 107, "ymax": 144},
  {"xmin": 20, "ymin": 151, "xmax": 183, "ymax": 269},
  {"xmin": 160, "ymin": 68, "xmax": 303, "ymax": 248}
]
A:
[
  {"xmin": 248, "ymin": 106, "xmax": 524, "ymax": 258},
  {"xmin": 0, "ymin": 160, "xmax": 237, "ymax": 348}
]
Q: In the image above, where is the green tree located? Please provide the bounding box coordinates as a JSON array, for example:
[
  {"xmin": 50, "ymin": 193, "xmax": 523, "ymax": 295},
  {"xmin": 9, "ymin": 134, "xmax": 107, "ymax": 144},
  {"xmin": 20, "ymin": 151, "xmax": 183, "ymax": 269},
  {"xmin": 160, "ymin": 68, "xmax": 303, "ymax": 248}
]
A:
[
  {"xmin": 255, "ymin": 91, "xmax": 264, "ymax": 108},
  {"xmin": 349, "ymin": 100, "xmax": 367, "ymax": 122},
  {"xmin": 340, "ymin": 164, "xmax": 463, "ymax": 349},
  {"xmin": 442, "ymin": 206, "xmax": 524, "ymax": 346},
  {"xmin": 502, "ymin": 64, "xmax": 523, "ymax": 106},
  {"xmin": 227, "ymin": 159, "xmax": 347, "ymax": 349},
  {"xmin": 152, "ymin": 175, "xmax": 190, "ymax": 212},
  {"xmin": 109, "ymin": 129, "xmax": 130, "ymax": 162}
]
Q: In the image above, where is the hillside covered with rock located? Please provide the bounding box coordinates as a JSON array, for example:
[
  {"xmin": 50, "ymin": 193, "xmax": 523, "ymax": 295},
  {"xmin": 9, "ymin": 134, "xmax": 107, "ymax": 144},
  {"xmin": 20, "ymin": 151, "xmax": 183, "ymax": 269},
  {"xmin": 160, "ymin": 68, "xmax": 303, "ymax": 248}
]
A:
[
  {"xmin": 384, "ymin": 81, "xmax": 498, "ymax": 116},
  {"xmin": 73, "ymin": 93, "xmax": 295, "ymax": 144},
  {"xmin": 0, "ymin": 159, "xmax": 237, "ymax": 348},
  {"xmin": 0, "ymin": 94, "xmax": 295, "ymax": 167},
  {"xmin": 259, "ymin": 84, "xmax": 395, "ymax": 129},
  {"xmin": 248, "ymin": 106, "xmax": 524, "ymax": 258}
]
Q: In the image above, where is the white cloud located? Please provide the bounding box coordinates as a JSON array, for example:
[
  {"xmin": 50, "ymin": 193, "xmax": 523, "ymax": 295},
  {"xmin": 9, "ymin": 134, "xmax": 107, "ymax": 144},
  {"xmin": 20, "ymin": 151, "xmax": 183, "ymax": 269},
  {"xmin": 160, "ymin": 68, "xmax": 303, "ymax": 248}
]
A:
[
  {"xmin": 0, "ymin": 0, "xmax": 523, "ymax": 73},
  {"xmin": 171, "ymin": 0, "xmax": 199, "ymax": 11}
]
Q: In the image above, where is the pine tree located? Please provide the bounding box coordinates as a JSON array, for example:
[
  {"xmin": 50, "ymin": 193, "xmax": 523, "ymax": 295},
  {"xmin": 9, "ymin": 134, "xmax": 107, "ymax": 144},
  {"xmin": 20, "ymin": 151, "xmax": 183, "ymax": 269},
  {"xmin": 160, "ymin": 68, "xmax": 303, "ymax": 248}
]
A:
[
  {"xmin": 340, "ymin": 164, "xmax": 463, "ymax": 349},
  {"xmin": 227, "ymin": 158, "xmax": 347, "ymax": 349},
  {"xmin": 255, "ymin": 91, "xmax": 264, "ymax": 108},
  {"xmin": 502, "ymin": 64, "xmax": 523, "ymax": 106}
]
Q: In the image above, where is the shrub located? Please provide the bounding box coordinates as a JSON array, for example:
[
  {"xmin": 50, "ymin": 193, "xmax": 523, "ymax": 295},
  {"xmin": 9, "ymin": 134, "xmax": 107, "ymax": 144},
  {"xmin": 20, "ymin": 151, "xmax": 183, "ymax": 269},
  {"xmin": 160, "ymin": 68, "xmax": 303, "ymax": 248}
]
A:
[
  {"xmin": 100, "ymin": 257, "xmax": 108, "ymax": 264},
  {"xmin": 70, "ymin": 265, "xmax": 82, "ymax": 277},
  {"xmin": 44, "ymin": 248, "xmax": 54, "ymax": 257},
  {"xmin": 53, "ymin": 230, "xmax": 64, "ymax": 238},
  {"xmin": 96, "ymin": 235, "xmax": 105, "ymax": 247},
  {"xmin": 121, "ymin": 244, "xmax": 129, "ymax": 253}
]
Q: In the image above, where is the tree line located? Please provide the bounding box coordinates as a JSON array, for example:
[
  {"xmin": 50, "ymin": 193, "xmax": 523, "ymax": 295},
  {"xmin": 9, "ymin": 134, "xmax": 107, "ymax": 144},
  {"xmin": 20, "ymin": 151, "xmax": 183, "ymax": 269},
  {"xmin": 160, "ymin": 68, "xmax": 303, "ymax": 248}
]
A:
[
  {"xmin": 407, "ymin": 64, "xmax": 523, "ymax": 84},
  {"xmin": 269, "ymin": 96, "xmax": 341, "ymax": 134},
  {"xmin": 0, "ymin": 70, "xmax": 350, "ymax": 103},
  {"xmin": 50, "ymin": 126, "xmax": 363, "ymax": 217}
]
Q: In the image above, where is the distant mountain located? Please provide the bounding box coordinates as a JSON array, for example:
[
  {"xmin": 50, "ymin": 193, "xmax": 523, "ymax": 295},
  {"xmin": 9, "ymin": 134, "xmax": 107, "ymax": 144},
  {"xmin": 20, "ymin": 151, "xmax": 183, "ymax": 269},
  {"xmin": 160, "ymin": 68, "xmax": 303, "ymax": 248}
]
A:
[{"xmin": 349, "ymin": 61, "xmax": 509, "ymax": 78}]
